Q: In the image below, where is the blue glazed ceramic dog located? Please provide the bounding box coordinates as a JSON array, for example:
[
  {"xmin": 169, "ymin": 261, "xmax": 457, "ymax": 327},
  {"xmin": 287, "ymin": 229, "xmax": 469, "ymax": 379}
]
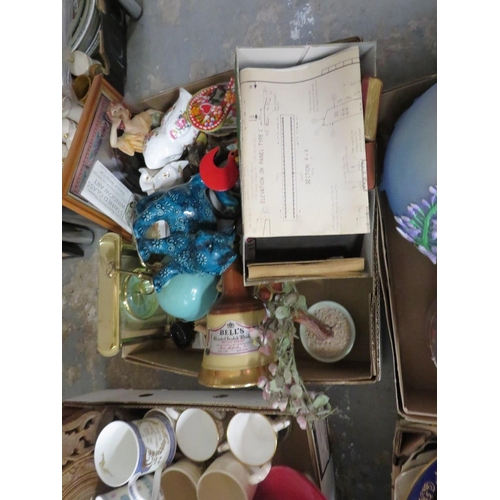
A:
[
  {"xmin": 133, "ymin": 174, "xmax": 238, "ymax": 291},
  {"xmin": 138, "ymin": 230, "xmax": 236, "ymax": 291},
  {"xmin": 134, "ymin": 174, "xmax": 218, "ymax": 238}
]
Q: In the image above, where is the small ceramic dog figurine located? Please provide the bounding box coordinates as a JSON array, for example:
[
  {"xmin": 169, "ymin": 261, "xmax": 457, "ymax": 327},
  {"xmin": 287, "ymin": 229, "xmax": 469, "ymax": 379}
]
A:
[{"xmin": 133, "ymin": 174, "xmax": 238, "ymax": 291}]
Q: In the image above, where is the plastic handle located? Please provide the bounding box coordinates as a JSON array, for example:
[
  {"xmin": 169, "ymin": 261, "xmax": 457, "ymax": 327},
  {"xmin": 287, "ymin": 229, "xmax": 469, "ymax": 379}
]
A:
[{"xmin": 248, "ymin": 461, "xmax": 272, "ymax": 485}]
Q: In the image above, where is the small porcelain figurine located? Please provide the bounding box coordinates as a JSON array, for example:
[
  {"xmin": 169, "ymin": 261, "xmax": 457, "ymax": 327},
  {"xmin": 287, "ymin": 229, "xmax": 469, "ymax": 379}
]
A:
[
  {"xmin": 138, "ymin": 160, "xmax": 187, "ymax": 195},
  {"xmin": 142, "ymin": 88, "xmax": 199, "ymax": 170},
  {"xmin": 106, "ymin": 102, "xmax": 164, "ymax": 157}
]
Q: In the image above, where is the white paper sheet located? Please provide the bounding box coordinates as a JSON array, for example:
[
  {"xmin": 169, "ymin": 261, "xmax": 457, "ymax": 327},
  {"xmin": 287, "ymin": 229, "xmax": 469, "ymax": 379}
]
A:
[
  {"xmin": 239, "ymin": 46, "xmax": 370, "ymax": 238},
  {"xmin": 81, "ymin": 160, "xmax": 134, "ymax": 233}
]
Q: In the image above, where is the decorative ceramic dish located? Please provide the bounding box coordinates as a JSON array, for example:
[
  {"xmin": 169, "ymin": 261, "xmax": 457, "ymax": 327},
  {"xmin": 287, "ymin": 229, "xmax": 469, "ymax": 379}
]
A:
[{"xmin": 299, "ymin": 300, "xmax": 356, "ymax": 363}]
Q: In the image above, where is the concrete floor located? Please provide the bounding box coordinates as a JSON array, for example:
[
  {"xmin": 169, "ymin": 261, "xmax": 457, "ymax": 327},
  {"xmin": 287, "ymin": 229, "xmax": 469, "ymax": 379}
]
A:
[{"xmin": 62, "ymin": 1, "xmax": 436, "ymax": 498}]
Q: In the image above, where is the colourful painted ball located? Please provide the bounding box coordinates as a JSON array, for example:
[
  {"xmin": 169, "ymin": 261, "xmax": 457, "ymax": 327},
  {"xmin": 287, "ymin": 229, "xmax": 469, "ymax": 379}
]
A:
[{"xmin": 381, "ymin": 83, "xmax": 437, "ymax": 264}]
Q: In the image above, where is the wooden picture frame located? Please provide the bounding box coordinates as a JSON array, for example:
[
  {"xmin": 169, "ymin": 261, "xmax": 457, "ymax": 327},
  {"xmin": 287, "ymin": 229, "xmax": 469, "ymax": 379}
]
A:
[{"xmin": 62, "ymin": 75, "xmax": 137, "ymax": 240}]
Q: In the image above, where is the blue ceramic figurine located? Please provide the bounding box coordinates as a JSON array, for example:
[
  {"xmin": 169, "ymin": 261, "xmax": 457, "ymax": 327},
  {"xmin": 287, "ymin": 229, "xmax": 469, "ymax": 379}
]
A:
[{"xmin": 133, "ymin": 174, "xmax": 238, "ymax": 291}]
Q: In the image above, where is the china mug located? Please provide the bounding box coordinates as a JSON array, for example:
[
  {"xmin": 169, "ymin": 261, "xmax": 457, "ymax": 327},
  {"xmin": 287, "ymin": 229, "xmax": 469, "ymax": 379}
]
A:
[
  {"xmin": 196, "ymin": 451, "xmax": 271, "ymax": 500},
  {"xmin": 145, "ymin": 407, "xmax": 225, "ymax": 463},
  {"xmin": 95, "ymin": 474, "xmax": 165, "ymax": 500},
  {"xmin": 160, "ymin": 458, "xmax": 204, "ymax": 500},
  {"xmin": 62, "ymin": 117, "xmax": 77, "ymax": 144},
  {"xmin": 62, "ymin": 96, "xmax": 83, "ymax": 123},
  {"xmin": 218, "ymin": 413, "xmax": 291, "ymax": 466},
  {"xmin": 94, "ymin": 415, "xmax": 176, "ymax": 500}
]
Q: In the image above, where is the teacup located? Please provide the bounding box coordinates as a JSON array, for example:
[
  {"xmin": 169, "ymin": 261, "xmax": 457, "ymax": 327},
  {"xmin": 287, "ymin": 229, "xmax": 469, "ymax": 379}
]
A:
[
  {"xmin": 160, "ymin": 458, "xmax": 204, "ymax": 500},
  {"xmin": 94, "ymin": 415, "xmax": 176, "ymax": 500},
  {"xmin": 218, "ymin": 413, "xmax": 291, "ymax": 466},
  {"xmin": 69, "ymin": 50, "xmax": 100, "ymax": 76},
  {"xmin": 145, "ymin": 407, "xmax": 225, "ymax": 462},
  {"xmin": 72, "ymin": 74, "xmax": 91, "ymax": 103},
  {"xmin": 197, "ymin": 451, "xmax": 271, "ymax": 500}
]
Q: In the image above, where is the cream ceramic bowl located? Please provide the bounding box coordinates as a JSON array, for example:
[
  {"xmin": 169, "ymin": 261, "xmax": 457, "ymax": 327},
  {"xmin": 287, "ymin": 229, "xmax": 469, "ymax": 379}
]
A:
[{"xmin": 299, "ymin": 300, "xmax": 356, "ymax": 363}]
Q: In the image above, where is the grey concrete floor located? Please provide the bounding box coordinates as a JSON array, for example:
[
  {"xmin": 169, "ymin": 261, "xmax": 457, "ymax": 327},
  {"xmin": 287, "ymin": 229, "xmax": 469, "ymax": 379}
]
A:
[{"xmin": 62, "ymin": 1, "xmax": 436, "ymax": 498}]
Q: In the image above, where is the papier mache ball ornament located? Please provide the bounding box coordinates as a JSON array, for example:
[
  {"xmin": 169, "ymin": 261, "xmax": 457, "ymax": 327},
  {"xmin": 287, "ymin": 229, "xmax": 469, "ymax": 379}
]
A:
[{"xmin": 381, "ymin": 83, "xmax": 437, "ymax": 264}]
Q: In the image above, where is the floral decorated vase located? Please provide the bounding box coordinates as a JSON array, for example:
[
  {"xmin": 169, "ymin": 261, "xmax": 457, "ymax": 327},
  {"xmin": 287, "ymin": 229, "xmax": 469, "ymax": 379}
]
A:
[
  {"xmin": 380, "ymin": 83, "xmax": 437, "ymax": 264},
  {"xmin": 143, "ymin": 88, "xmax": 199, "ymax": 170}
]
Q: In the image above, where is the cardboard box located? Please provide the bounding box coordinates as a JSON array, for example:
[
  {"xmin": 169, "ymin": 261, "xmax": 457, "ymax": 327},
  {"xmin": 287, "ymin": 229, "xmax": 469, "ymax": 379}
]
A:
[
  {"xmin": 234, "ymin": 42, "xmax": 377, "ymax": 287},
  {"xmin": 99, "ymin": 61, "xmax": 381, "ymax": 386},
  {"xmin": 63, "ymin": 389, "xmax": 336, "ymax": 499},
  {"xmin": 391, "ymin": 420, "xmax": 437, "ymax": 500},
  {"xmin": 376, "ymin": 76, "xmax": 437, "ymax": 423},
  {"xmin": 98, "ymin": 230, "xmax": 380, "ymax": 385},
  {"xmin": 233, "ymin": 44, "xmax": 381, "ymax": 385}
]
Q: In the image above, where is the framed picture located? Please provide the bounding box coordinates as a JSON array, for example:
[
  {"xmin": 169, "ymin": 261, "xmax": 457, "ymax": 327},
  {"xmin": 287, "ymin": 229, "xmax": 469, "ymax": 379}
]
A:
[{"xmin": 62, "ymin": 75, "xmax": 143, "ymax": 240}]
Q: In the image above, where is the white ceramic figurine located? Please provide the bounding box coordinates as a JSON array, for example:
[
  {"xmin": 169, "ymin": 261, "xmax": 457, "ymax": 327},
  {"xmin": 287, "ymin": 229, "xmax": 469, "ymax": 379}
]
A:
[{"xmin": 142, "ymin": 88, "xmax": 198, "ymax": 170}]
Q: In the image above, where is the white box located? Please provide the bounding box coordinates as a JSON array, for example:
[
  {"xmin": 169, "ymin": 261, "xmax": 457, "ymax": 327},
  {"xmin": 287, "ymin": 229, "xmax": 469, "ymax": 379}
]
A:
[{"xmin": 235, "ymin": 42, "xmax": 377, "ymax": 286}]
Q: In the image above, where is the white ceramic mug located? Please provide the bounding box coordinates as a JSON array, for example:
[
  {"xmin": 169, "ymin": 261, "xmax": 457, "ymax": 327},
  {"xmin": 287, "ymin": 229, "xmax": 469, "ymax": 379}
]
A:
[
  {"xmin": 218, "ymin": 413, "xmax": 291, "ymax": 466},
  {"xmin": 160, "ymin": 458, "xmax": 204, "ymax": 500},
  {"xmin": 197, "ymin": 451, "xmax": 271, "ymax": 500},
  {"xmin": 145, "ymin": 408, "xmax": 225, "ymax": 463},
  {"xmin": 95, "ymin": 474, "xmax": 165, "ymax": 500},
  {"xmin": 62, "ymin": 117, "xmax": 77, "ymax": 144},
  {"xmin": 94, "ymin": 415, "xmax": 177, "ymax": 500},
  {"xmin": 62, "ymin": 96, "xmax": 83, "ymax": 123}
]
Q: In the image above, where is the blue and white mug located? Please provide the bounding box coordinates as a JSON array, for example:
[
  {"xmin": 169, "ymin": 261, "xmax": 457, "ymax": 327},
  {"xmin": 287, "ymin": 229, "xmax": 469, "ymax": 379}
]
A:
[{"xmin": 94, "ymin": 415, "xmax": 176, "ymax": 500}]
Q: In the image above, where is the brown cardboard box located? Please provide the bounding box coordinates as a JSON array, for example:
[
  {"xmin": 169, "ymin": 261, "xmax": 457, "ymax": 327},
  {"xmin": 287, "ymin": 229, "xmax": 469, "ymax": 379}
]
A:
[
  {"xmin": 98, "ymin": 57, "xmax": 381, "ymax": 385},
  {"xmin": 376, "ymin": 76, "xmax": 437, "ymax": 423},
  {"xmin": 62, "ymin": 389, "xmax": 336, "ymax": 499},
  {"xmin": 391, "ymin": 420, "xmax": 437, "ymax": 500}
]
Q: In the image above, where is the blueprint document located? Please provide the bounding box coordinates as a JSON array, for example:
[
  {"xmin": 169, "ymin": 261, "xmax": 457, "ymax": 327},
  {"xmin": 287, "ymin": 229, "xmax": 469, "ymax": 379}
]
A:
[{"xmin": 239, "ymin": 46, "xmax": 370, "ymax": 238}]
